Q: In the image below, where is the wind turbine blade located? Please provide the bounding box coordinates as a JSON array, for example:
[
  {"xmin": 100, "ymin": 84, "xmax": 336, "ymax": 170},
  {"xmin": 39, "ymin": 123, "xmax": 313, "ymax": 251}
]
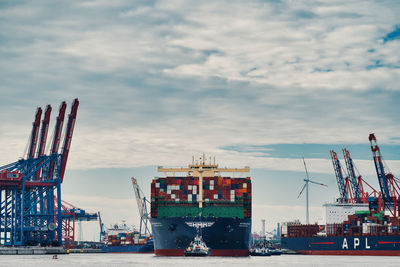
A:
[
  {"xmin": 297, "ymin": 183, "xmax": 307, "ymax": 199},
  {"xmin": 303, "ymin": 157, "xmax": 310, "ymax": 180},
  {"xmin": 309, "ymin": 180, "xmax": 328, "ymax": 187}
]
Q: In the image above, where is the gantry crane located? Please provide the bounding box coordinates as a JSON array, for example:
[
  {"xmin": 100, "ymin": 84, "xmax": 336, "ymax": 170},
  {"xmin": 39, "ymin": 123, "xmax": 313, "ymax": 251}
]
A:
[
  {"xmin": 369, "ymin": 133, "xmax": 400, "ymax": 216},
  {"xmin": 131, "ymin": 177, "xmax": 151, "ymax": 235},
  {"xmin": 342, "ymin": 149, "xmax": 362, "ymax": 203},
  {"xmin": 330, "ymin": 150, "xmax": 351, "ymax": 203},
  {"xmin": 0, "ymin": 99, "xmax": 79, "ymax": 246}
]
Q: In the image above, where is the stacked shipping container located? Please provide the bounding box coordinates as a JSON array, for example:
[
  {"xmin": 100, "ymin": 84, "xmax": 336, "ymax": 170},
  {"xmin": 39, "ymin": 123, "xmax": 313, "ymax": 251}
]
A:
[
  {"xmin": 107, "ymin": 231, "xmax": 152, "ymax": 247},
  {"xmin": 151, "ymin": 176, "xmax": 251, "ymax": 219},
  {"xmin": 284, "ymin": 210, "xmax": 400, "ymax": 238}
]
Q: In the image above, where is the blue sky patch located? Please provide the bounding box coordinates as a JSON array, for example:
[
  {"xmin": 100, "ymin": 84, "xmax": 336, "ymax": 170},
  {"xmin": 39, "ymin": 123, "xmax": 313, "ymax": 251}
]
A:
[{"xmin": 383, "ymin": 25, "xmax": 400, "ymax": 43}]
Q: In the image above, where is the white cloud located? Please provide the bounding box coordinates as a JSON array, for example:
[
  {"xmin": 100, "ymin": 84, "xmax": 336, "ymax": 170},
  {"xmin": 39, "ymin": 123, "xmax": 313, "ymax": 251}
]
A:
[{"xmin": 1, "ymin": 0, "xmax": 399, "ymax": 172}]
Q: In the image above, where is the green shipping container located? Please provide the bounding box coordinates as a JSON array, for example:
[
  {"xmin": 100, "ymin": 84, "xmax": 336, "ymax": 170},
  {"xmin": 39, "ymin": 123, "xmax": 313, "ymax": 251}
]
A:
[{"xmin": 157, "ymin": 205, "xmax": 244, "ymax": 219}]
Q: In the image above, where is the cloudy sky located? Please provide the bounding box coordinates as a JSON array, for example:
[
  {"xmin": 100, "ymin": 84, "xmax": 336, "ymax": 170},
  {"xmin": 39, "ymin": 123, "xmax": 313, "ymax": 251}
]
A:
[{"xmin": 1, "ymin": 0, "xmax": 400, "ymax": 240}]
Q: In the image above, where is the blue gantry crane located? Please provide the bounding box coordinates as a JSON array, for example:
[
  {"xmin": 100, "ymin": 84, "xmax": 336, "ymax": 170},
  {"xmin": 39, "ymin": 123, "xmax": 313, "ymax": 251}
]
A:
[
  {"xmin": 342, "ymin": 148, "xmax": 363, "ymax": 203},
  {"xmin": 330, "ymin": 150, "xmax": 350, "ymax": 203},
  {"xmin": 0, "ymin": 99, "xmax": 78, "ymax": 246}
]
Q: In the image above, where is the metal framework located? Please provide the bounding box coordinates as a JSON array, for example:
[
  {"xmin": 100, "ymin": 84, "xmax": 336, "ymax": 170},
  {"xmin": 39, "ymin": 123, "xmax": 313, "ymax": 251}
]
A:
[
  {"xmin": 0, "ymin": 99, "xmax": 79, "ymax": 246},
  {"xmin": 330, "ymin": 148, "xmax": 381, "ymax": 207},
  {"xmin": 342, "ymin": 149, "xmax": 363, "ymax": 203},
  {"xmin": 131, "ymin": 177, "xmax": 151, "ymax": 235},
  {"xmin": 57, "ymin": 199, "xmax": 98, "ymax": 248},
  {"xmin": 330, "ymin": 150, "xmax": 350, "ymax": 203},
  {"xmin": 369, "ymin": 133, "xmax": 400, "ymax": 216}
]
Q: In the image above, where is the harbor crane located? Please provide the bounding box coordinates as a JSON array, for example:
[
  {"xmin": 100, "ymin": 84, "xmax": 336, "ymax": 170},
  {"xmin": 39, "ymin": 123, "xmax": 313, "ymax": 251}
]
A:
[
  {"xmin": 342, "ymin": 149, "xmax": 363, "ymax": 203},
  {"xmin": 131, "ymin": 177, "xmax": 151, "ymax": 235},
  {"xmin": 297, "ymin": 158, "xmax": 327, "ymax": 224},
  {"xmin": 0, "ymin": 99, "xmax": 80, "ymax": 246},
  {"xmin": 369, "ymin": 133, "xmax": 400, "ymax": 216},
  {"xmin": 330, "ymin": 150, "xmax": 351, "ymax": 203}
]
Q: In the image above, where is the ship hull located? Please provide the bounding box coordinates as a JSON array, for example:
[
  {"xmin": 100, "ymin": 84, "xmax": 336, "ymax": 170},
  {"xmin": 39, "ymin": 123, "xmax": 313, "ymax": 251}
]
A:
[
  {"xmin": 101, "ymin": 240, "xmax": 154, "ymax": 253},
  {"xmin": 151, "ymin": 217, "xmax": 251, "ymax": 256},
  {"xmin": 281, "ymin": 235, "xmax": 400, "ymax": 256}
]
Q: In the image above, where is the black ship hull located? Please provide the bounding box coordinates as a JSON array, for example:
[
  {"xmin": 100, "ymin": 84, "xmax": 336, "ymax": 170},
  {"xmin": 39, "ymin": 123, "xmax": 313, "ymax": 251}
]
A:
[{"xmin": 151, "ymin": 217, "xmax": 251, "ymax": 256}]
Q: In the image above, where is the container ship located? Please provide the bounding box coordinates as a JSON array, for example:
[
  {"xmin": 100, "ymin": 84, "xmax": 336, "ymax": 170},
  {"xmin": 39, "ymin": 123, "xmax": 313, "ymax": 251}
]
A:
[
  {"xmin": 150, "ymin": 156, "xmax": 251, "ymax": 256},
  {"xmin": 101, "ymin": 223, "xmax": 154, "ymax": 253},
  {"xmin": 281, "ymin": 203, "xmax": 400, "ymax": 256}
]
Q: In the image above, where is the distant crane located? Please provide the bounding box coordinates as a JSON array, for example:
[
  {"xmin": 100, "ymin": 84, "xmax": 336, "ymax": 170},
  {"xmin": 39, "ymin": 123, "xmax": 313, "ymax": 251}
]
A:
[
  {"xmin": 330, "ymin": 150, "xmax": 351, "ymax": 203},
  {"xmin": 342, "ymin": 149, "xmax": 363, "ymax": 203},
  {"xmin": 98, "ymin": 212, "xmax": 106, "ymax": 243},
  {"xmin": 369, "ymin": 133, "xmax": 400, "ymax": 216},
  {"xmin": 131, "ymin": 177, "xmax": 151, "ymax": 235},
  {"xmin": 297, "ymin": 158, "xmax": 327, "ymax": 224}
]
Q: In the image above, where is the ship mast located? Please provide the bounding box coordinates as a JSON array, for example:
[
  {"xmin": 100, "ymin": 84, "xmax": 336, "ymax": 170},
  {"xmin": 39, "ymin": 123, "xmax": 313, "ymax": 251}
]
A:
[{"xmin": 158, "ymin": 155, "xmax": 250, "ymax": 208}]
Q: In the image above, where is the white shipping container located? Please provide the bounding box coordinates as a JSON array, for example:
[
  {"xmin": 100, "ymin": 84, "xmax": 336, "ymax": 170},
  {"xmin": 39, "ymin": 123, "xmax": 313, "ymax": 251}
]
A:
[
  {"xmin": 175, "ymin": 198, "xmax": 180, "ymax": 202},
  {"xmin": 171, "ymin": 194, "xmax": 175, "ymax": 198},
  {"xmin": 188, "ymin": 195, "xmax": 192, "ymax": 201},
  {"xmin": 167, "ymin": 190, "xmax": 171, "ymax": 194},
  {"xmin": 210, "ymin": 185, "xmax": 214, "ymax": 190},
  {"xmin": 205, "ymin": 199, "xmax": 209, "ymax": 202},
  {"xmin": 210, "ymin": 180, "xmax": 214, "ymax": 185},
  {"xmin": 243, "ymin": 183, "xmax": 247, "ymax": 188},
  {"xmin": 188, "ymin": 185, "xmax": 192, "ymax": 190},
  {"xmin": 156, "ymin": 183, "xmax": 160, "ymax": 188},
  {"xmin": 214, "ymin": 194, "xmax": 218, "ymax": 199}
]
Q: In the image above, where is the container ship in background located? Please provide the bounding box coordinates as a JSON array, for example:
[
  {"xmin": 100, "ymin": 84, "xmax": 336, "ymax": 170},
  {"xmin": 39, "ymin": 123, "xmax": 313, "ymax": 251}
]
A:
[
  {"xmin": 101, "ymin": 223, "xmax": 154, "ymax": 253},
  {"xmin": 281, "ymin": 134, "xmax": 400, "ymax": 256},
  {"xmin": 281, "ymin": 204, "xmax": 400, "ymax": 256},
  {"xmin": 150, "ymin": 156, "xmax": 252, "ymax": 256},
  {"xmin": 101, "ymin": 178, "xmax": 154, "ymax": 253}
]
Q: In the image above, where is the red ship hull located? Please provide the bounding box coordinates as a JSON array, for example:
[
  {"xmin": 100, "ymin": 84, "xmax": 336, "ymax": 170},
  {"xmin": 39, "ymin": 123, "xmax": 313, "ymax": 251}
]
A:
[{"xmin": 298, "ymin": 250, "xmax": 400, "ymax": 256}]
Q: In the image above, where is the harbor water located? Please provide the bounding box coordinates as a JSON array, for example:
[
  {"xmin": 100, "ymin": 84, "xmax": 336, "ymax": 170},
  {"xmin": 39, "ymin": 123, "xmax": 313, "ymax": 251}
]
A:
[{"xmin": 1, "ymin": 253, "xmax": 400, "ymax": 267}]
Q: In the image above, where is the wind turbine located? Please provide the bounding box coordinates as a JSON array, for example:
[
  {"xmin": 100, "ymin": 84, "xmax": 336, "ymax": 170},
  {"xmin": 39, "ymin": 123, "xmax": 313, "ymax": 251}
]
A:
[{"xmin": 297, "ymin": 157, "xmax": 327, "ymax": 224}]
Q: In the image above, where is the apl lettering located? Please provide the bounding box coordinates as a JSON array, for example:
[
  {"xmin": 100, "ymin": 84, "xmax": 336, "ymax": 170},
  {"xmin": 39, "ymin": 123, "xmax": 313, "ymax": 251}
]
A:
[{"xmin": 342, "ymin": 238, "xmax": 370, "ymax": 249}]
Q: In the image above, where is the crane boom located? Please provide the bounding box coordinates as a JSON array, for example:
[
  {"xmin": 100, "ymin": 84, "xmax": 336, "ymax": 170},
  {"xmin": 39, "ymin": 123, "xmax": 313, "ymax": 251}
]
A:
[
  {"xmin": 131, "ymin": 177, "xmax": 151, "ymax": 235},
  {"xmin": 330, "ymin": 150, "xmax": 348, "ymax": 202},
  {"xmin": 50, "ymin": 102, "xmax": 67, "ymax": 154},
  {"xmin": 131, "ymin": 177, "xmax": 145, "ymax": 220},
  {"xmin": 59, "ymin": 98, "xmax": 79, "ymax": 182},
  {"xmin": 36, "ymin": 105, "xmax": 52, "ymax": 158},
  {"xmin": 369, "ymin": 133, "xmax": 392, "ymax": 202},
  {"xmin": 343, "ymin": 149, "xmax": 362, "ymax": 203},
  {"xmin": 27, "ymin": 107, "xmax": 42, "ymax": 159},
  {"xmin": 48, "ymin": 102, "xmax": 66, "ymax": 180},
  {"xmin": 35, "ymin": 105, "xmax": 52, "ymax": 181}
]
